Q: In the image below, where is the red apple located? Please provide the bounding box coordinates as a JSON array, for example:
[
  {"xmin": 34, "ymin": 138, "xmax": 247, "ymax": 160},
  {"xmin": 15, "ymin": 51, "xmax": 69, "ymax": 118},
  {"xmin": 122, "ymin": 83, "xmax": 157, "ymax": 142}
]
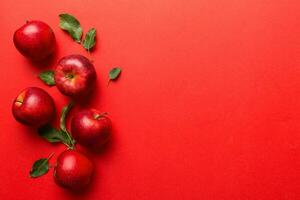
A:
[
  {"xmin": 13, "ymin": 20, "xmax": 56, "ymax": 61},
  {"xmin": 54, "ymin": 149, "xmax": 94, "ymax": 190},
  {"xmin": 71, "ymin": 109, "xmax": 112, "ymax": 149},
  {"xmin": 12, "ymin": 87, "xmax": 55, "ymax": 127},
  {"xmin": 54, "ymin": 55, "xmax": 96, "ymax": 97}
]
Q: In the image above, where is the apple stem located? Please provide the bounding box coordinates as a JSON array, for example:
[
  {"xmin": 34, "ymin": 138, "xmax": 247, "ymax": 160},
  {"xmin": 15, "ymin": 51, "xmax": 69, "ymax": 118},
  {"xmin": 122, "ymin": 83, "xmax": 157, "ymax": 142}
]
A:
[
  {"xmin": 66, "ymin": 74, "xmax": 74, "ymax": 79},
  {"xmin": 94, "ymin": 112, "xmax": 108, "ymax": 120},
  {"xmin": 101, "ymin": 112, "xmax": 109, "ymax": 116},
  {"xmin": 94, "ymin": 114, "xmax": 101, "ymax": 119}
]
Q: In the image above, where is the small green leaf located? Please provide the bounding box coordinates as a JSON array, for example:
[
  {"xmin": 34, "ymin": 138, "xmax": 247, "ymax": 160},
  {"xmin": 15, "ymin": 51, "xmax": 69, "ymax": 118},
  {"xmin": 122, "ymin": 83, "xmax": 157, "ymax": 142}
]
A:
[
  {"xmin": 38, "ymin": 70, "xmax": 55, "ymax": 86},
  {"xmin": 29, "ymin": 153, "xmax": 53, "ymax": 178},
  {"xmin": 83, "ymin": 28, "xmax": 96, "ymax": 51},
  {"xmin": 60, "ymin": 102, "xmax": 74, "ymax": 132},
  {"xmin": 59, "ymin": 102, "xmax": 75, "ymax": 149},
  {"xmin": 38, "ymin": 125, "xmax": 69, "ymax": 144},
  {"xmin": 59, "ymin": 13, "xmax": 83, "ymax": 42},
  {"xmin": 109, "ymin": 67, "xmax": 122, "ymax": 80},
  {"xmin": 30, "ymin": 159, "xmax": 49, "ymax": 178}
]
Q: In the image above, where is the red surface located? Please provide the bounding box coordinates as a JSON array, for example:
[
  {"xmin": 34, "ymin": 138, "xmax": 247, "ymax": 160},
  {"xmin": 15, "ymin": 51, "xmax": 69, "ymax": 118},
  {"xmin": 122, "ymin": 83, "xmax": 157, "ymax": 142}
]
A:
[{"xmin": 0, "ymin": 0, "xmax": 299, "ymax": 199}]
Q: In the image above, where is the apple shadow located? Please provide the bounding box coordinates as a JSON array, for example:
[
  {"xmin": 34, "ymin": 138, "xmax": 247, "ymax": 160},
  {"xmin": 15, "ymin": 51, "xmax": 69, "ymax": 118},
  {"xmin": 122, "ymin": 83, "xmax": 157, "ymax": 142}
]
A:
[
  {"xmin": 30, "ymin": 53, "xmax": 55, "ymax": 68},
  {"xmin": 73, "ymin": 80, "xmax": 100, "ymax": 106},
  {"xmin": 71, "ymin": 129, "xmax": 115, "ymax": 158},
  {"xmin": 57, "ymin": 173, "xmax": 98, "ymax": 199},
  {"xmin": 24, "ymin": 42, "xmax": 59, "ymax": 70},
  {"xmin": 90, "ymin": 136, "xmax": 114, "ymax": 155}
]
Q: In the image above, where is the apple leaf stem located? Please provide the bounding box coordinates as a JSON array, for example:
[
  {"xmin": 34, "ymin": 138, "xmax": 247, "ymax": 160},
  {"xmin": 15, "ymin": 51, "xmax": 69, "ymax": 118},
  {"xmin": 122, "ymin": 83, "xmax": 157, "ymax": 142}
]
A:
[{"xmin": 47, "ymin": 152, "xmax": 55, "ymax": 160}]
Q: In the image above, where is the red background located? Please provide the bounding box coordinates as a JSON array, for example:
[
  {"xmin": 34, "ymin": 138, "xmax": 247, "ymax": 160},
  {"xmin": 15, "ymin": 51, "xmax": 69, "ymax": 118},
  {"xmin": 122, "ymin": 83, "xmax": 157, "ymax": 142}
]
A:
[{"xmin": 0, "ymin": 0, "xmax": 299, "ymax": 199}]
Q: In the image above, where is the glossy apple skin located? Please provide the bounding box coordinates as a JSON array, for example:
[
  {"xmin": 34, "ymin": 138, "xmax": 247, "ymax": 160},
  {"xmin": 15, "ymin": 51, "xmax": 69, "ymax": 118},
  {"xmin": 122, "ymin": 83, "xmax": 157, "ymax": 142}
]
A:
[
  {"xmin": 12, "ymin": 87, "xmax": 55, "ymax": 127},
  {"xmin": 71, "ymin": 109, "xmax": 112, "ymax": 149},
  {"xmin": 13, "ymin": 20, "xmax": 55, "ymax": 61},
  {"xmin": 54, "ymin": 150, "xmax": 94, "ymax": 190},
  {"xmin": 54, "ymin": 55, "xmax": 96, "ymax": 97}
]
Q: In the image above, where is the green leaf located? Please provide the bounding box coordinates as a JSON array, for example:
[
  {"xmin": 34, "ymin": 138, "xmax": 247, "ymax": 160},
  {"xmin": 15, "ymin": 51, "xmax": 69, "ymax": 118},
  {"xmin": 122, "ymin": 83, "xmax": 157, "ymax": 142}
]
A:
[
  {"xmin": 30, "ymin": 159, "xmax": 49, "ymax": 178},
  {"xmin": 59, "ymin": 13, "xmax": 83, "ymax": 42},
  {"xmin": 83, "ymin": 28, "xmax": 96, "ymax": 51},
  {"xmin": 38, "ymin": 70, "xmax": 55, "ymax": 86},
  {"xmin": 109, "ymin": 67, "xmax": 122, "ymax": 80},
  {"xmin": 29, "ymin": 153, "xmax": 53, "ymax": 178},
  {"xmin": 37, "ymin": 102, "xmax": 76, "ymax": 148},
  {"xmin": 38, "ymin": 125, "xmax": 69, "ymax": 144},
  {"xmin": 60, "ymin": 102, "xmax": 74, "ymax": 132},
  {"xmin": 59, "ymin": 102, "xmax": 75, "ymax": 148}
]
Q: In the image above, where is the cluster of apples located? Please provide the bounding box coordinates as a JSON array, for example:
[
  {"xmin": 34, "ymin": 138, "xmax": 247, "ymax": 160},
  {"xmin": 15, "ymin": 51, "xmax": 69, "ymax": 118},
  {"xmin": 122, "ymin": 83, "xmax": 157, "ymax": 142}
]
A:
[{"xmin": 12, "ymin": 20, "xmax": 112, "ymax": 190}]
